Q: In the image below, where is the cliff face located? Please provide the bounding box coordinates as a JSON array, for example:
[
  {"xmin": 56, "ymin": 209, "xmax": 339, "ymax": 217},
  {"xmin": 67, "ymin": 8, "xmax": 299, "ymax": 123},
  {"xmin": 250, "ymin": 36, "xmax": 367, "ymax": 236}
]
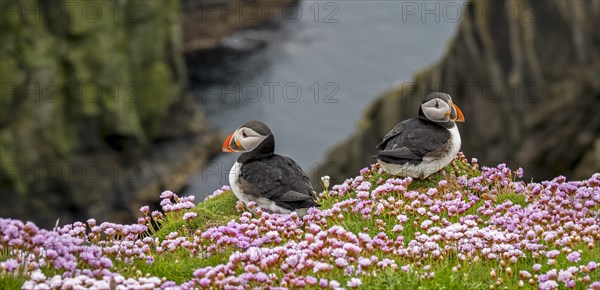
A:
[
  {"xmin": 322, "ymin": 0, "xmax": 600, "ymax": 183},
  {"xmin": 0, "ymin": 0, "xmax": 221, "ymax": 227},
  {"xmin": 181, "ymin": 0, "xmax": 298, "ymax": 52}
]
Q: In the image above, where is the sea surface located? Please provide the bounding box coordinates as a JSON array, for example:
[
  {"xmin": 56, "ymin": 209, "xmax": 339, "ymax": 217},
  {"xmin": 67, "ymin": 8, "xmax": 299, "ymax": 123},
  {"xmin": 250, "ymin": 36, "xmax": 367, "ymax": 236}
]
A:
[{"xmin": 185, "ymin": 0, "xmax": 463, "ymax": 198}]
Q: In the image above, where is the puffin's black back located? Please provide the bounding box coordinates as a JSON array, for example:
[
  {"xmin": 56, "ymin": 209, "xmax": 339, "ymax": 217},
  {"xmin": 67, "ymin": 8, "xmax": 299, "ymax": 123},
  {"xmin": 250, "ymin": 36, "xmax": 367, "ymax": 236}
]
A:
[
  {"xmin": 376, "ymin": 118, "xmax": 451, "ymax": 165},
  {"xmin": 238, "ymin": 155, "xmax": 319, "ymax": 210}
]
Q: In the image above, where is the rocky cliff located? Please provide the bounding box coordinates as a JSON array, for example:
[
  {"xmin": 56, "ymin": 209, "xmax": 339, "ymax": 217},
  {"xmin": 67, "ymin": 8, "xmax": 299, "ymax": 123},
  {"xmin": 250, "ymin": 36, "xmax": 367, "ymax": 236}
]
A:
[
  {"xmin": 321, "ymin": 0, "xmax": 600, "ymax": 184},
  {"xmin": 181, "ymin": 0, "xmax": 298, "ymax": 52},
  {"xmin": 0, "ymin": 0, "xmax": 223, "ymax": 227}
]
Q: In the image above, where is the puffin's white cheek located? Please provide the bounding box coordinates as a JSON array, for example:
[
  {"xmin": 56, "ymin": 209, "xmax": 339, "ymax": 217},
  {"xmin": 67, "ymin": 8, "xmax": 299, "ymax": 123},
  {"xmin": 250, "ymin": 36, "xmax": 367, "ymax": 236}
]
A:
[
  {"xmin": 423, "ymin": 107, "xmax": 445, "ymax": 121},
  {"xmin": 433, "ymin": 110, "xmax": 446, "ymax": 119},
  {"xmin": 240, "ymin": 138, "xmax": 255, "ymax": 151},
  {"xmin": 240, "ymin": 136, "xmax": 266, "ymax": 152}
]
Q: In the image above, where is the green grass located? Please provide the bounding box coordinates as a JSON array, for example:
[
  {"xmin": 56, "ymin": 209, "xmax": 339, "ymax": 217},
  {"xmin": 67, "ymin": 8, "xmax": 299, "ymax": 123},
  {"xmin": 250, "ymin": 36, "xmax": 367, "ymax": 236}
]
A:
[
  {"xmin": 359, "ymin": 242, "xmax": 600, "ymax": 290},
  {"xmin": 0, "ymin": 250, "xmax": 25, "ymax": 290},
  {"xmin": 410, "ymin": 157, "xmax": 480, "ymax": 191},
  {"xmin": 156, "ymin": 191, "xmax": 240, "ymax": 240},
  {"xmin": 3, "ymin": 157, "xmax": 599, "ymax": 289},
  {"xmin": 130, "ymin": 191, "xmax": 242, "ymax": 284},
  {"xmin": 407, "ymin": 171, "xmax": 445, "ymax": 191},
  {"xmin": 0, "ymin": 275, "xmax": 26, "ymax": 290},
  {"xmin": 286, "ymin": 159, "xmax": 597, "ymax": 289},
  {"xmin": 116, "ymin": 250, "xmax": 232, "ymax": 284},
  {"xmin": 496, "ymin": 193, "xmax": 527, "ymax": 207}
]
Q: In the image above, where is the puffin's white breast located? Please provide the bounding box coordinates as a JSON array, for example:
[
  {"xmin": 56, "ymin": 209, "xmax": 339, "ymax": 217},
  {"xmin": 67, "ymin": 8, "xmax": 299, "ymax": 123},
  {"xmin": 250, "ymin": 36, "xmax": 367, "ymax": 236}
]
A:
[
  {"xmin": 422, "ymin": 125, "xmax": 461, "ymax": 177},
  {"xmin": 229, "ymin": 162, "xmax": 248, "ymax": 203}
]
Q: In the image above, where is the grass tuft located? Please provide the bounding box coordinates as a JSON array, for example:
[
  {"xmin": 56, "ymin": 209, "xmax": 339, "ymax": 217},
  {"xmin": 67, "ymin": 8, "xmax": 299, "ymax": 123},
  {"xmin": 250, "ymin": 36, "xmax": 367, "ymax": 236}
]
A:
[{"xmin": 156, "ymin": 191, "xmax": 239, "ymax": 240}]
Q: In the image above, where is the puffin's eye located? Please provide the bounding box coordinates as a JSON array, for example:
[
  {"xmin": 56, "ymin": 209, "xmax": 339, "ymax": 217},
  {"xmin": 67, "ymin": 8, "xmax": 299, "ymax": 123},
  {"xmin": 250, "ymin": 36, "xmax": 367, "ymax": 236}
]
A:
[
  {"xmin": 242, "ymin": 131, "xmax": 248, "ymax": 138},
  {"xmin": 434, "ymin": 101, "xmax": 439, "ymax": 108}
]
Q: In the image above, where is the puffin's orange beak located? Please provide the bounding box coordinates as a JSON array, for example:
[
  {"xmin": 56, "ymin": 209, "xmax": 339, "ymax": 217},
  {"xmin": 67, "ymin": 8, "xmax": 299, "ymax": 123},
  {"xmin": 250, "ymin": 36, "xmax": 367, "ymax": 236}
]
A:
[
  {"xmin": 222, "ymin": 130, "xmax": 244, "ymax": 152},
  {"xmin": 452, "ymin": 103, "xmax": 465, "ymax": 122}
]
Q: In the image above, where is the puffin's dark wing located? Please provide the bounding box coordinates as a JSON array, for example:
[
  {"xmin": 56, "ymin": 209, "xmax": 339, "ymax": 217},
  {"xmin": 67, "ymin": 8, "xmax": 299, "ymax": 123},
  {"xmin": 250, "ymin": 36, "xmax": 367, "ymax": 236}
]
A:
[
  {"xmin": 239, "ymin": 155, "xmax": 319, "ymax": 210},
  {"xmin": 377, "ymin": 119, "xmax": 450, "ymax": 165},
  {"xmin": 377, "ymin": 147, "xmax": 422, "ymax": 163},
  {"xmin": 376, "ymin": 122, "xmax": 406, "ymax": 150}
]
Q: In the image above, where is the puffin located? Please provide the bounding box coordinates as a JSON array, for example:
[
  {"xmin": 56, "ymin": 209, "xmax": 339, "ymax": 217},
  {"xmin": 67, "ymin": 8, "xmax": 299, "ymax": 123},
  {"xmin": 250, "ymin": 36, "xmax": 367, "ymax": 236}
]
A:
[
  {"xmin": 222, "ymin": 121, "xmax": 319, "ymax": 217},
  {"xmin": 376, "ymin": 92, "xmax": 465, "ymax": 178}
]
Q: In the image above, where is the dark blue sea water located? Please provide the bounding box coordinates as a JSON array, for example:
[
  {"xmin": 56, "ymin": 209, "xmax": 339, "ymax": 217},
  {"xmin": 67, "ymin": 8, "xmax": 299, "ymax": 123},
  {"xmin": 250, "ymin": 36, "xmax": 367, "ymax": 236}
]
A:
[{"xmin": 185, "ymin": 1, "xmax": 462, "ymax": 198}]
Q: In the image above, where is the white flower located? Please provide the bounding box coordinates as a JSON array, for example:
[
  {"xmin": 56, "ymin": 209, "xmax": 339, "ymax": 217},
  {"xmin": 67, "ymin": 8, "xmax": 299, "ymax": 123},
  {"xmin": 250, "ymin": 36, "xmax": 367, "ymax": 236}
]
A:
[{"xmin": 321, "ymin": 176, "xmax": 331, "ymax": 189}]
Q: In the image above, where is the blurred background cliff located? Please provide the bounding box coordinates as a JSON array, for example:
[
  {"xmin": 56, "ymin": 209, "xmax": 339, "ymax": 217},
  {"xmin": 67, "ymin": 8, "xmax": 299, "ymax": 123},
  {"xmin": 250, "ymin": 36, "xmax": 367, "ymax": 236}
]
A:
[
  {"xmin": 320, "ymin": 0, "xmax": 600, "ymax": 185},
  {"xmin": 1, "ymin": 0, "xmax": 598, "ymax": 228}
]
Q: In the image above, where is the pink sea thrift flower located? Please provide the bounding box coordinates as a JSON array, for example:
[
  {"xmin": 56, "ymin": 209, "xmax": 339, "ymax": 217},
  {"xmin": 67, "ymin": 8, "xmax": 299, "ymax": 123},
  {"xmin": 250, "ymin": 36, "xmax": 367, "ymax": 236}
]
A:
[
  {"xmin": 566, "ymin": 252, "xmax": 581, "ymax": 263},
  {"xmin": 183, "ymin": 212, "xmax": 197, "ymax": 220},
  {"xmin": 347, "ymin": 278, "xmax": 362, "ymax": 288},
  {"xmin": 539, "ymin": 280, "xmax": 559, "ymax": 290}
]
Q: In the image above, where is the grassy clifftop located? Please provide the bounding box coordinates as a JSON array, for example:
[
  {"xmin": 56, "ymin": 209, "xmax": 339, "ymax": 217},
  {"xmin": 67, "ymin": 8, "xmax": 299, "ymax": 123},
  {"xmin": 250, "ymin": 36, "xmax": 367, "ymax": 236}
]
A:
[{"xmin": 2, "ymin": 154, "xmax": 598, "ymax": 289}]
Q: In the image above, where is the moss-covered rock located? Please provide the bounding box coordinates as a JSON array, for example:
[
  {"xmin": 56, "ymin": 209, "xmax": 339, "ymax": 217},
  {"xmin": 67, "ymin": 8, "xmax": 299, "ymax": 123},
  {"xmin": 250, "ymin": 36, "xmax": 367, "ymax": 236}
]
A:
[{"xmin": 0, "ymin": 0, "xmax": 219, "ymax": 227}]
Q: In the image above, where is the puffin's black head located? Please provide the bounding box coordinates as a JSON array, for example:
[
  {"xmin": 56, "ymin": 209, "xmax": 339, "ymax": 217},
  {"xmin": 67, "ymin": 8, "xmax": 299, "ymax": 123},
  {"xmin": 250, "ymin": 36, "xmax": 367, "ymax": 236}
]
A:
[
  {"xmin": 419, "ymin": 92, "xmax": 465, "ymax": 123},
  {"xmin": 222, "ymin": 120, "xmax": 274, "ymax": 155}
]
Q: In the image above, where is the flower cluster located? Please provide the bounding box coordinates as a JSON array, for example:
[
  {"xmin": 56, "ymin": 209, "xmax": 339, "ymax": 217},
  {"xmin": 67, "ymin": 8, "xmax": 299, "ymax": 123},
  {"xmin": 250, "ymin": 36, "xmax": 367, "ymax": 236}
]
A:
[
  {"xmin": 0, "ymin": 219, "xmax": 113, "ymax": 277},
  {"xmin": 20, "ymin": 270, "xmax": 172, "ymax": 290},
  {"xmin": 1, "ymin": 154, "xmax": 599, "ymax": 289},
  {"xmin": 160, "ymin": 191, "xmax": 196, "ymax": 213},
  {"xmin": 204, "ymin": 185, "xmax": 232, "ymax": 201}
]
